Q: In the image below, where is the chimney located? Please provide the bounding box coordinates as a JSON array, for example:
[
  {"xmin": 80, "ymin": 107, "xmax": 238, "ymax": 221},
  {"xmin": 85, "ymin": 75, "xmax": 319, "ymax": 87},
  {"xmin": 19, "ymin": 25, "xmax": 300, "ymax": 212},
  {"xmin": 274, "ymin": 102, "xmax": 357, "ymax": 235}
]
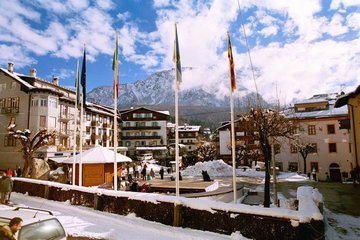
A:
[
  {"xmin": 29, "ymin": 68, "xmax": 37, "ymax": 78},
  {"xmin": 52, "ymin": 76, "xmax": 59, "ymax": 85},
  {"xmin": 7, "ymin": 62, "xmax": 14, "ymax": 73}
]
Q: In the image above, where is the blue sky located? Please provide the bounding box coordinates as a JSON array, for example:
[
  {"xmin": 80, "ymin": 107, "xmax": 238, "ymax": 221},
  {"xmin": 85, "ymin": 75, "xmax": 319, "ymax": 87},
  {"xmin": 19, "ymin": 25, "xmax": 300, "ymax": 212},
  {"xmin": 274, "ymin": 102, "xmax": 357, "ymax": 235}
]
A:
[{"xmin": 0, "ymin": 0, "xmax": 359, "ymax": 104}]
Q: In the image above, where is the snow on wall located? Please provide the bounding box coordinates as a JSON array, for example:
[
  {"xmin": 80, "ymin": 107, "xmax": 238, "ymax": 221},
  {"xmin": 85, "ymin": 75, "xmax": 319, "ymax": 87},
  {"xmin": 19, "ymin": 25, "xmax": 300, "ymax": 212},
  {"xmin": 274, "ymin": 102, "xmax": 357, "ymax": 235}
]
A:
[
  {"xmin": 14, "ymin": 177, "xmax": 323, "ymax": 223},
  {"xmin": 297, "ymin": 186, "xmax": 324, "ymax": 222}
]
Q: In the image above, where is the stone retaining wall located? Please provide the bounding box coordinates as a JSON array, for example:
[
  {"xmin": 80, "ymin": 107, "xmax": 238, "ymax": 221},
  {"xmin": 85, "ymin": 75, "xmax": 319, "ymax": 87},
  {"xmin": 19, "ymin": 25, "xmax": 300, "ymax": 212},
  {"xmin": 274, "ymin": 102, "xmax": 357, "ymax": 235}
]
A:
[{"xmin": 13, "ymin": 179, "xmax": 324, "ymax": 240}]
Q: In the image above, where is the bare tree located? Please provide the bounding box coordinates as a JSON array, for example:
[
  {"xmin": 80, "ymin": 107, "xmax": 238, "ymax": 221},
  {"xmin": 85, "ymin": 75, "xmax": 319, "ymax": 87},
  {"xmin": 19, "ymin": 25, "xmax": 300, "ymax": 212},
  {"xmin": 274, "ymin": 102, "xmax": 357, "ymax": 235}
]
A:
[
  {"xmin": 8, "ymin": 125, "xmax": 56, "ymax": 178},
  {"xmin": 295, "ymin": 142, "xmax": 317, "ymax": 174},
  {"xmin": 195, "ymin": 143, "xmax": 217, "ymax": 162},
  {"xmin": 239, "ymin": 108, "xmax": 293, "ymax": 207}
]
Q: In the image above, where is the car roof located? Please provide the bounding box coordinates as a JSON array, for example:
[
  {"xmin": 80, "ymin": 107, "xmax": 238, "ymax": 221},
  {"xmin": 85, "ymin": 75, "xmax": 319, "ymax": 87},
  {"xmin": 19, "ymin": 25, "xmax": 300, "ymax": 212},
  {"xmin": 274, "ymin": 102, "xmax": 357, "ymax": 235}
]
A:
[{"xmin": 0, "ymin": 206, "xmax": 58, "ymax": 225}]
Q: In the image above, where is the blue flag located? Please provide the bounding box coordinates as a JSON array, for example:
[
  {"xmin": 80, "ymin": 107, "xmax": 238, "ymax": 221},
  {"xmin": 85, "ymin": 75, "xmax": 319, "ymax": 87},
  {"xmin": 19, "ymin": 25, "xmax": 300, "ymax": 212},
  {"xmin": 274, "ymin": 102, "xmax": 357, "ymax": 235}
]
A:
[{"xmin": 81, "ymin": 47, "xmax": 86, "ymax": 108}]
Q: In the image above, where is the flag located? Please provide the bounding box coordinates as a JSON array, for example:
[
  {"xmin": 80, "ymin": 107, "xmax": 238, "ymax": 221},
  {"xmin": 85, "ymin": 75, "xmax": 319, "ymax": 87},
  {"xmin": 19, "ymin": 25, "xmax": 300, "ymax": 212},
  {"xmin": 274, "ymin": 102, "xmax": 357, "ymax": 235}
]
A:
[
  {"xmin": 80, "ymin": 47, "xmax": 86, "ymax": 108},
  {"xmin": 112, "ymin": 31, "xmax": 119, "ymax": 98},
  {"xmin": 227, "ymin": 32, "xmax": 236, "ymax": 93},
  {"xmin": 173, "ymin": 24, "xmax": 182, "ymax": 89},
  {"xmin": 75, "ymin": 60, "xmax": 80, "ymax": 107}
]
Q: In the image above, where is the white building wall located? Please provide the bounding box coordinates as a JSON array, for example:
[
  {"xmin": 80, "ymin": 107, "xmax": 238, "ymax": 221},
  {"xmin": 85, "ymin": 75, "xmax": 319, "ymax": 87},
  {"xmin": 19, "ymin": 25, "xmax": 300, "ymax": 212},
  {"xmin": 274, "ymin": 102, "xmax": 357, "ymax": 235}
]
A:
[
  {"xmin": 219, "ymin": 130, "xmax": 231, "ymax": 155},
  {"xmin": 276, "ymin": 118, "xmax": 352, "ymax": 181}
]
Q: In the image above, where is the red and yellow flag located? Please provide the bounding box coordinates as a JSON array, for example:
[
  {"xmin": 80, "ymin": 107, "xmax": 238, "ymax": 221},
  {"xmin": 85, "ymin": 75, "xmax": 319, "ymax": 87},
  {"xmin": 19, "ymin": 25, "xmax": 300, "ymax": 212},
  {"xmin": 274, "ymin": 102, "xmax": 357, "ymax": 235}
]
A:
[{"xmin": 227, "ymin": 32, "xmax": 236, "ymax": 93}]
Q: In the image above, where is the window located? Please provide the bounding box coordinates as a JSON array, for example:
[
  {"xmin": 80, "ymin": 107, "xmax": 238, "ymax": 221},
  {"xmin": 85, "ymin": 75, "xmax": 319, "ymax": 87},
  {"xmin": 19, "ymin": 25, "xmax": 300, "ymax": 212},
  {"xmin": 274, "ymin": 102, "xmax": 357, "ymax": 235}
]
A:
[
  {"xmin": 86, "ymin": 126, "xmax": 91, "ymax": 134},
  {"xmin": 0, "ymin": 98, "xmax": 5, "ymax": 109},
  {"xmin": 40, "ymin": 116, "xmax": 47, "ymax": 128},
  {"xmin": 152, "ymin": 132, "xmax": 158, "ymax": 136},
  {"xmin": 141, "ymin": 141, "xmax": 146, "ymax": 146},
  {"xmin": 329, "ymin": 143, "xmax": 337, "ymax": 153},
  {"xmin": 8, "ymin": 117, "xmax": 16, "ymax": 127},
  {"xmin": 135, "ymin": 141, "xmax": 140, "ymax": 146},
  {"xmin": 152, "ymin": 122, "xmax": 158, "ymax": 126},
  {"xmin": 125, "ymin": 122, "xmax": 130, "ymax": 127},
  {"xmin": 125, "ymin": 141, "xmax": 131, "ymax": 147},
  {"xmin": 290, "ymin": 144, "xmax": 298, "ymax": 153},
  {"xmin": 40, "ymin": 96, "xmax": 47, "ymax": 107},
  {"xmin": 49, "ymin": 97, "xmax": 57, "ymax": 108},
  {"xmin": 310, "ymin": 162, "xmax": 319, "ymax": 172},
  {"xmin": 11, "ymin": 82, "xmax": 16, "ymax": 89},
  {"xmin": 31, "ymin": 96, "xmax": 39, "ymax": 106},
  {"xmin": 308, "ymin": 125, "xmax": 316, "ymax": 135},
  {"xmin": 309, "ymin": 143, "xmax": 317, "ymax": 153},
  {"xmin": 289, "ymin": 126, "xmax": 298, "ymax": 135},
  {"xmin": 4, "ymin": 135, "xmax": 16, "ymax": 147},
  {"xmin": 327, "ymin": 124, "xmax": 335, "ymax": 134},
  {"xmin": 274, "ymin": 144, "xmax": 281, "ymax": 154},
  {"xmin": 288, "ymin": 162, "xmax": 298, "ymax": 172},
  {"xmin": 0, "ymin": 83, "xmax": 6, "ymax": 92},
  {"xmin": 86, "ymin": 113, "xmax": 91, "ymax": 121}
]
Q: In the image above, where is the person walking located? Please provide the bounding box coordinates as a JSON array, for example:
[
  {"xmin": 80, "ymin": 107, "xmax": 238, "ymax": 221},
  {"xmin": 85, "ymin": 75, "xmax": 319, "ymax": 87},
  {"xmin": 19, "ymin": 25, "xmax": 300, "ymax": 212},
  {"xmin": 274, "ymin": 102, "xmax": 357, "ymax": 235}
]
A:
[
  {"xmin": 0, "ymin": 173, "xmax": 14, "ymax": 204},
  {"xmin": 0, "ymin": 217, "xmax": 23, "ymax": 240},
  {"xmin": 159, "ymin": 167, "xmax": 164, "ymax": 180}
]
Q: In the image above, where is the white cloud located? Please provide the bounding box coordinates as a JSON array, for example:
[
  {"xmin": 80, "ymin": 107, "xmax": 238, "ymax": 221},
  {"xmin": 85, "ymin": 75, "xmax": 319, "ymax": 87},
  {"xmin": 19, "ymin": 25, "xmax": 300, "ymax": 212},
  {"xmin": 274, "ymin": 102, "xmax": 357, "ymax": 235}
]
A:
[
  {"xmin": 95, "ymin": 0, "xmax": 115, "ymax": 10},
  {"xmin": 346, "ymin": 12, "xmax": 360, "ymax": 32},
  {"xmin": 330, "ymin": 0, "xmax": 360, "ymax": 9},
  {"xmin": 321, "ymin": 13, "xmax": 348, "ymax": 36}
]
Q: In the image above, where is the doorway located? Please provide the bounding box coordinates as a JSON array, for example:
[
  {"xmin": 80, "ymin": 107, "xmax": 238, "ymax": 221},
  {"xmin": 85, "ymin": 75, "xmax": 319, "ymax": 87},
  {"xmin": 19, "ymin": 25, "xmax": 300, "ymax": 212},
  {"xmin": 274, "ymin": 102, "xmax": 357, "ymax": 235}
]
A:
[{"xmin": 329, "ymin": 163, "xmax": 341, "ymax": 182}]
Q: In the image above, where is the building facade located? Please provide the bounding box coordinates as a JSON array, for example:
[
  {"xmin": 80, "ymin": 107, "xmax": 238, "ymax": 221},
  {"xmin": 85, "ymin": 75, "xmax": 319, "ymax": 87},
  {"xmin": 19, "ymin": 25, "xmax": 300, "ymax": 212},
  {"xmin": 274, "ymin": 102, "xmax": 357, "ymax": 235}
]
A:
[
  {"xmin": 120, "ymin": 107, "xmax": 169, "ymax": 158},
  {"xmin": 276, "ymin": 93, "xmax": 352, "ymax": 182},
  {"xmin": 167, "ymin": 124, "xmax": 201, "ymax": 153},
  {"xmin": 0, "ymin": 63, "xmax": 120, "ymax": 170},
  {"xmin": 335, "ymin": 87, "xmax": 360, "ymax": 170}
]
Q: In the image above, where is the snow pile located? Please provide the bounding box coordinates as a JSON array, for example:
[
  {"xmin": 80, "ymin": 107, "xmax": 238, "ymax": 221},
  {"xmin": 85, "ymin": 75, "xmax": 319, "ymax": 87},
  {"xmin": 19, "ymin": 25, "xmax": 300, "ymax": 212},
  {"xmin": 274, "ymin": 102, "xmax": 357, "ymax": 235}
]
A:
[
  {"xmin": 182, "ymin": 160, "xmax": 234, "ymax": 177},
  {"xmin": 277, "ymin": 172, "xmax": 309, "ymax": 182},
  {"xmin": 297, "ymin": 186, "xmax": 323, "ymax": 222}
]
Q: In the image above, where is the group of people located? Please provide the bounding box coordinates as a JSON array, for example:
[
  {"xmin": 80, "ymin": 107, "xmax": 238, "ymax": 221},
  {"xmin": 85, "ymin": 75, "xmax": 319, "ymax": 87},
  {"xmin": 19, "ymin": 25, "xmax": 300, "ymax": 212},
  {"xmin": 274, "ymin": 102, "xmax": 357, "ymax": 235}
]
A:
[{"xmin": 0, "ymin": 171, "xmax": 14, "ymax": 205}]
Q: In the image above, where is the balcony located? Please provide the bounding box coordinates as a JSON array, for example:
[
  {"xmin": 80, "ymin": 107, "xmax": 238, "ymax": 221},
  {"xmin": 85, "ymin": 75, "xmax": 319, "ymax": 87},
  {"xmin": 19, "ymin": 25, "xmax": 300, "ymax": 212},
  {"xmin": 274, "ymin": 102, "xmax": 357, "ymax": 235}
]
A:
[
  {"xmin": 122, "ymin": 126, "xmax": 161, "ymax": 130},
  {"xmin": 103, "ymin": 134, "xmax": 111, "ymax": 141},
  {"xmin": 59, "ymin": 130, "xmax": 73, "ymax": 137},
  {"xmin": 59, "ymin": 114, "xmax": 71, "ymax": 122},
  {"xmin": 91, "ymin": 121, "xmax": 100, "ymax": 127},
  {"xmin": 103, "ymin": 122, "xmax": 111, "ymax": 128},
  {"xmin": 91, "ymin": 133, "xmax": 100, "ymax": 141},
  {"xmin": 122, "ymin": 135, "xmax": 162, "ymax": 140},
  {"xmin": 1, "ymin": 108, "xmax": 19, "ymax": 114}
]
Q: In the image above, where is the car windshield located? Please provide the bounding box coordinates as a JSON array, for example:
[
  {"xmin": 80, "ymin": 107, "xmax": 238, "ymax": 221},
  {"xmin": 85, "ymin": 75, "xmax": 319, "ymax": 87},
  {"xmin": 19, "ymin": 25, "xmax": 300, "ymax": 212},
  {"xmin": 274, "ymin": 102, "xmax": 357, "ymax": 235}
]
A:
[{"xmin": 18, "ymin": 218, "xmax": 66, "ymax": 240}]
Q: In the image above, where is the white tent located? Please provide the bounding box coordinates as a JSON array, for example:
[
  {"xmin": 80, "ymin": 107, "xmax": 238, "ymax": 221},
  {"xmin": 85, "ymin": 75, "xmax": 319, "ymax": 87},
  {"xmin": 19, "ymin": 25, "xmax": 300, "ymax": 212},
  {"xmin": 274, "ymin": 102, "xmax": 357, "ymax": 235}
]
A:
[{"xmin": 50, "ymin": 145, "xmax": 132, "ymax": 164}]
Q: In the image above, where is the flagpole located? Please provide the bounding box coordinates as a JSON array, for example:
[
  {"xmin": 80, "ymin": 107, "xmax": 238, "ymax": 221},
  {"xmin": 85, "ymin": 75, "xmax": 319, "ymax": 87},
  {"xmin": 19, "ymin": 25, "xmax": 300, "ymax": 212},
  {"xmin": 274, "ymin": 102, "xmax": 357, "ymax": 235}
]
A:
[
  {"xmin": 173, "ymin": 23, "xmax": 182, "ymax": 198},
  {"xmin": 79, "ymin": 93, "xmax": 83, "ymax": 186},
  {"xmin": 227, "ymin": 31, "xmax": 237, "ymax": 203},
  {"xmin": 230, "ymin": 92, "xmax": 237, "ymax": 202},
  {"xmin": 113, "ymin": 31, "xmax": 119, "ymax": 191},
  {"xmin": 79, "ymin": 45, "xmax": 86, "ymax": 187},
  {"xmin": 175, "ymin": 75, "xmax": 180, "ymax": 197},
  {"xmin": 72, "ymin": 60, "xmax": 79, "ymax": 185}
]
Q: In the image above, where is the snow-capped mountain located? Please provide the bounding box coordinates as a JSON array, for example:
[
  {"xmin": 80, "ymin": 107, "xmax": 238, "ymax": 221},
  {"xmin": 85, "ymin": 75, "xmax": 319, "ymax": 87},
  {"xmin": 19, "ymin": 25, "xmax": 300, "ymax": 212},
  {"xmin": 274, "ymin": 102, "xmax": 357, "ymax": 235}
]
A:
[{"xmin": 87, "ymin": 69, "xmax": 259, "ymax": 108}]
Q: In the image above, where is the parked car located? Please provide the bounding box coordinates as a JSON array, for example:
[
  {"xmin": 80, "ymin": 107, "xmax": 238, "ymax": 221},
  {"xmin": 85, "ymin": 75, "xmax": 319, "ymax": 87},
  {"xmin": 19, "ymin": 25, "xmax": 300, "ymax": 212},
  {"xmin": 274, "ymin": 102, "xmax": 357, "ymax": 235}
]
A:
[{"xmin": 0, "ymin": 206, "xmax": 67, "ymax": 240}]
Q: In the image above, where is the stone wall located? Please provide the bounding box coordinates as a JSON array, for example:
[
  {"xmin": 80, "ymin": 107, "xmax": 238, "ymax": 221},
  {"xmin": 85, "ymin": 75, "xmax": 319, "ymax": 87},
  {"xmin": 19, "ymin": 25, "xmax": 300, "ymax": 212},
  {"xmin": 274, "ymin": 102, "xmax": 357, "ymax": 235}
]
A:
[{"xmin": 13, "ymin": 180, "xmax": 324, "ymax": 240}]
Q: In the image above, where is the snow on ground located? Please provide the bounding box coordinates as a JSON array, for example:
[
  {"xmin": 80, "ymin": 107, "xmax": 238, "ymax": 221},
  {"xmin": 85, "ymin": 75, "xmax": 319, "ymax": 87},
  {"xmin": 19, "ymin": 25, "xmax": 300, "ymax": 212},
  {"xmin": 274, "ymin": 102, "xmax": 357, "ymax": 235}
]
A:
[
  {"xmin": 181, "ymin": 160, "xmax": 308, "ymax": 181},
  {"xmin": 8, "ymin": 193, "xmax": 248, "ymax": 240},
  {"xmin": 4, "ymin": 160, "xmax": 359, "ymax": 239}
]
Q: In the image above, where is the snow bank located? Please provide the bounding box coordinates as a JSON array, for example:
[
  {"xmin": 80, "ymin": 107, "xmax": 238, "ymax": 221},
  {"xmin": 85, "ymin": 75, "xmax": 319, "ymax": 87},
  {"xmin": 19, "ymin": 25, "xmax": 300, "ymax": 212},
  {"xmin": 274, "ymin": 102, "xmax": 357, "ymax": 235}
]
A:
[
  {"xmin": 297, "ymin": 186, "xmax": 323, "ymax": 222},
  {"xmin": 181, "ymin": 160, "xmax": 234, "ymax": 177}
]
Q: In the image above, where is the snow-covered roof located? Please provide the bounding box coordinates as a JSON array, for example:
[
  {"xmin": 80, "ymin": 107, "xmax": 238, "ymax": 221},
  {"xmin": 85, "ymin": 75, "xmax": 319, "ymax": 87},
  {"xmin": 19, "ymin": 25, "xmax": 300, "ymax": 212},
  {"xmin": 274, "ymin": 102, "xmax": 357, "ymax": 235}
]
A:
[
  {"xmin": 178, "ymin": 125, "xmax": 201, "ymax": 132},
  {"xmin": 284, "ymin": 104, "xmax": 348, "ymax": 119},
  {"xmin": 136, "ymin": 146, "xmax": 167, "ymax": 151},
  {"xmin": 0, "ymin": 68, "xmax": 34, "ymax": 89},
  {"xmin": 50, "ymin": 145, "xmax": 132, "ymax": 164},
  {"xmin": 120, "ymin": 107, "xmax": 169, "ymax": 116}
]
